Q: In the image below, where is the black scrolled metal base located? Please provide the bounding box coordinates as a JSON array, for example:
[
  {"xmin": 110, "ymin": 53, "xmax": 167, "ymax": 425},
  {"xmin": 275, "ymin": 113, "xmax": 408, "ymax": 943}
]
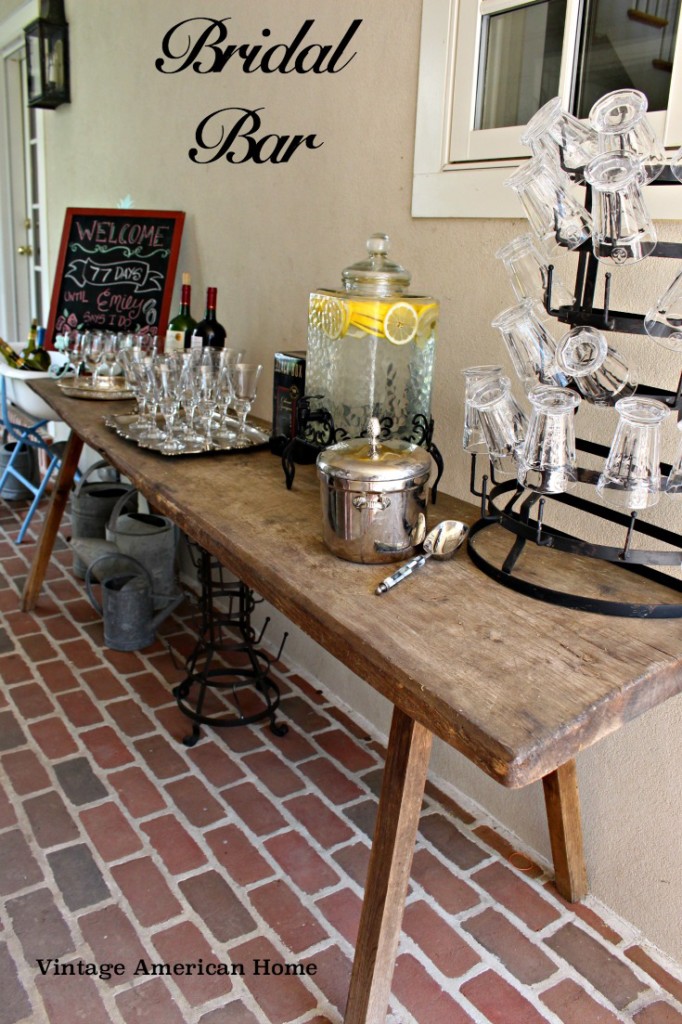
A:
[
  {"xmin": 467, "ymin": 459, "xmax": 682, "ymax": 619},
  {"xmin": 173, "ymin": 546, "xmax": 288, "ymax": 746},
  {"xmin": 281, "ymin": 398, "xmax": 444, "ymax": 501}
]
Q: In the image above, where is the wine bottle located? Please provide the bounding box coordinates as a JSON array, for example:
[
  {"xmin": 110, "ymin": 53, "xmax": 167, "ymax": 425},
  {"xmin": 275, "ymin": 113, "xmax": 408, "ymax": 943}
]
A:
[
  {"xmin": 185, "ymin": 287, "xmax": 227, "ymax": 351},
  {"xmin": 165, "ymin": 273, "xmax": 196, "ymax": 353},
  {"xmin": 0, "ymin": 337, "xmax": 24, "ymax": 368},
  {"xmin": 21, "ymin": 319, "xmax": 50, "ymax": 371}
]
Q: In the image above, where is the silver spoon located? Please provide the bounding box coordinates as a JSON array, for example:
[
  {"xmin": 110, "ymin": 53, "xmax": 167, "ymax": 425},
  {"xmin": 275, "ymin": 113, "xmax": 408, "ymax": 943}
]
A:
[{"xmin": 375, "ymin": 519, "xmax": 469, "ymax": 595}]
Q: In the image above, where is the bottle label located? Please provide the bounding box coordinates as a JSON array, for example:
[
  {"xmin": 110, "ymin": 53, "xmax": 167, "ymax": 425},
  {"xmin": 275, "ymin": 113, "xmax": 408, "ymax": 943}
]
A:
[
  {"xmin": 165, "ymin": 329, "xmax": 185, "ymax": 354},
  {"xmin": 189, "ymin": 331, "xmax": 203, "ymax": 351}
]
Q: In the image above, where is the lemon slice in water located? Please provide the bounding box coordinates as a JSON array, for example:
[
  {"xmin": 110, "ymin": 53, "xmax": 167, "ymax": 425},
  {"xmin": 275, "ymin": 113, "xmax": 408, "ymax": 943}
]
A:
[
  {"xmin": 318, "ymin": 296, "xmax": 350, "ymax": 339},
  {"xmin": 415, "ymin": 303, "xmax": 439, "ymax": 344},
  {"xmin": 383, "ymin": 302, "xmax": 418, "ymax": 345}
]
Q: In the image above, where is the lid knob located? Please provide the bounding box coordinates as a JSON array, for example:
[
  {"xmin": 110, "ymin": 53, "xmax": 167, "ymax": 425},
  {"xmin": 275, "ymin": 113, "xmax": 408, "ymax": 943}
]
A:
[{"xmin": 367, "ymin": 233, "xmax": 390, "ymax": 256}]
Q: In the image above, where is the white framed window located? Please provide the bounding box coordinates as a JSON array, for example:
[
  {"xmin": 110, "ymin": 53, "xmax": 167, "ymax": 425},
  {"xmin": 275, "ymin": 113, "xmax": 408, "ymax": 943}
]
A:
[{"xmin": 413, "ymin": 0, "xmax": 682, "ymax": 219}]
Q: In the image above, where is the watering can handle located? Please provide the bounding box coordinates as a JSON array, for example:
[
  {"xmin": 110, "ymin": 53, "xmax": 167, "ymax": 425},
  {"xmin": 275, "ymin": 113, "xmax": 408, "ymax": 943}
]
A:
[
  {"xmin": 107, "ymin": 485, "xmax": 139, "ymax": 532},
  {"xmin": 84, "ymin": 553, "xmax": 154, "ymax": 616},
  {"xmin": 73, "ymin": 459, "xmax": 119, "ymax": 498}
]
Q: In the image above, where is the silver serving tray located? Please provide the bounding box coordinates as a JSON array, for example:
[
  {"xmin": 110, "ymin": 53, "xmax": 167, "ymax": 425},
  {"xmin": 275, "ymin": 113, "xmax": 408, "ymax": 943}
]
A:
[
  {"xmin": 104, "ymin": 412, "xmax": 270, "ymax": 456},
  {"xmin": 58, "ymin": 376, "xmax": 134, "ymax": 400}
]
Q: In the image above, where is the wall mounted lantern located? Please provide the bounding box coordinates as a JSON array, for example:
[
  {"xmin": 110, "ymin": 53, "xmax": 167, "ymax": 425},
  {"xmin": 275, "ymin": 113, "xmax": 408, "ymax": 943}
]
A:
[{"xmin": 24, "ymin": 0, "xmax": 70, "ymax": 109}]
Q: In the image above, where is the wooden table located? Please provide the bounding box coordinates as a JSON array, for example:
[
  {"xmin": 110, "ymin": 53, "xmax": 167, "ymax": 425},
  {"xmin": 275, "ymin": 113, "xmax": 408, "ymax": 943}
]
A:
[{"xmin": 22, "ymin": 380, "xmax": 682, "ymax": 1024}]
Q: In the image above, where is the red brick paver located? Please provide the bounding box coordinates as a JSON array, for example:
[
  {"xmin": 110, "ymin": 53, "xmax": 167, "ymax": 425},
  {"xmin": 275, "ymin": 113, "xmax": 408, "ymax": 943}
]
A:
[{"xmin": 0, "ymin": 501, "xmax": 680, "ymax": 1024}]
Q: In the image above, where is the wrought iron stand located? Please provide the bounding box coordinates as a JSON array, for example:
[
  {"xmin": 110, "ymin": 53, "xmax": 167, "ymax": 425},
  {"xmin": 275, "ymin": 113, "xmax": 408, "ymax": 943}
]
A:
[
  {"xmin": 468, "ymin": 167, "xmax": 682, "ymax": 617},
  {"xmin": 173, "ymin": 544, "xmax": 288, "ymax": 746},
  {"xmin": 281, "ymin": 395, "xmax": 444, "ymax": 501}
]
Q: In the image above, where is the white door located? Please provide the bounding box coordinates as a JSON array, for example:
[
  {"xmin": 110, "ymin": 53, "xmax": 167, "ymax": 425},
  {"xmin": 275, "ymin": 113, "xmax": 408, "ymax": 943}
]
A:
[{"xmin": 0, "ymin": 2, "xmax": 44, "ymax": 347}]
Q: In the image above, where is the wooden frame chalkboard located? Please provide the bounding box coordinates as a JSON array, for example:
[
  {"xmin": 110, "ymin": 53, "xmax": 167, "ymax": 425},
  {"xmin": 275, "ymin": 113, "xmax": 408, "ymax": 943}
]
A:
[{"xmin": 45, "ymin": 208, "xmax": 185, "ymax": 347}]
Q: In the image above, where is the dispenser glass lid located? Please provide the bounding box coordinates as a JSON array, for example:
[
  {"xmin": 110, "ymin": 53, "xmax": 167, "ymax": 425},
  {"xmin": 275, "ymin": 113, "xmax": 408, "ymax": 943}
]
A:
[{"xmin": 341, "ymin": 233, "xmax": 411, "ymax": 297}]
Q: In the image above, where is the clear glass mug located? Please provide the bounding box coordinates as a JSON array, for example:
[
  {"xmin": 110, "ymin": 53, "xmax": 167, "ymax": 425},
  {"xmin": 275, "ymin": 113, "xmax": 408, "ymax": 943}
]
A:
[
  {"xmin": 520, "ymin": 96, "xmax": 599, "ymax": 173},
  {"xmin": 491, "ymin": 299, "xmax": 567, "ymax": 391},
  {"xmin": 584, "ymin": 152, "xmax": 656, "ymax": 265},
  {"xmin": 554, "ymin": 326, "xmax": 635, "ymax": 406},
  {"xmin": 468, "ymin": 375, "xmax": 528, "ymax": 477},
  {"xmin": 504, "ymin": 157, "xmax": 592, "ymax": 255},
  {"xmin": 518, "ymin": 384, "xmax": 581, "ymax": 494},
  {"xmin": 495, "ymin": 234, "xmax": 575, "ymax": 310},
  {"xmin": 462, "ymin": 364, "xmax": 504, "ymax": 453},
  {"xmin": 589, "ymin": 89, "xmax": 665, "ymax": 185},
  {"xmin": 596, "ymin": 396, "xmax": 669, "ymax": 510}
]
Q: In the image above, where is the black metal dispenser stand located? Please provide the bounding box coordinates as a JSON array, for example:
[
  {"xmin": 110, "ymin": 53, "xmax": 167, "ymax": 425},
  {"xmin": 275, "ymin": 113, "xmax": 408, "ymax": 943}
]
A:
[
  {"xmin": 281, "ymin": 396, "xmax": 444, "ymax": 501},
  {"xmin": 468, "ymin": 167, "xmax": 682, "ymax": 617},
  {"xmin": 173, "ymin": 544, "xmax": 288, "ymax": 746}
]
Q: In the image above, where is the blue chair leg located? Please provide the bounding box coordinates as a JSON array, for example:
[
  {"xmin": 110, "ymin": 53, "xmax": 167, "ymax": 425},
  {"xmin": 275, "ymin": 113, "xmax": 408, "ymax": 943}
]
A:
[{"xmin": 15, "ymin": 451, "xmax": 60, "ymax": 544}]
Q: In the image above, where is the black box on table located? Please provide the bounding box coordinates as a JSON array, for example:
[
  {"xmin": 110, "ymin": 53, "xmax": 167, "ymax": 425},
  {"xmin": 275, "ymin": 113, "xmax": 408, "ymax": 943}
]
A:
[{"xmin": 270, "ymin": 350, "xmax": 306, "ymax": 455}]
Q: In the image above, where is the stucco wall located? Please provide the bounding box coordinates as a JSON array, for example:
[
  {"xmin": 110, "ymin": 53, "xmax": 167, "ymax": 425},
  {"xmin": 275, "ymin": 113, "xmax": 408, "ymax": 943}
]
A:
[{"xmin": 4, "ymin": 0, "xmax": 682, "ymax": 964}]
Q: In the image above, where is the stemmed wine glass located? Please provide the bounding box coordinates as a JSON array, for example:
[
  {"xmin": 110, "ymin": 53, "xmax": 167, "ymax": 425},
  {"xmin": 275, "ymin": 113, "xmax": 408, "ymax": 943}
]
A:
[
  {"xmin": 196, "ymin": 365, "xmax": 220, "ymax": 449},
  {"xmin": 66, "ymin": 332, "xmax": 86, "ymax": 377},
  {"xmin": 119, "ymin": 349, "xmax": 153, "ymax": 438},
  {"xmin": 154, "ymin": 357, "xmax": 185, "ymax": 453},
  {"xmin": 135, "ymin": 358, "xmax": 165, "ymax": 443},
  {"xmin": 213, "ymin": 348, "xmax": 243, "ymax": 445},
  {"xmin": 100, "ymin": 332, "xmax": 121, "ymax": 380},
  {"xmin": 232, "ymin": 363, "xmax": 262, "ymax": 447},
  {"xmin": 83, "ymin": 332, "xmax": 106, "ymax": 384},
  {"xmin": 178, "ymin": 357, "xmax": 205, "ymax": 445}
]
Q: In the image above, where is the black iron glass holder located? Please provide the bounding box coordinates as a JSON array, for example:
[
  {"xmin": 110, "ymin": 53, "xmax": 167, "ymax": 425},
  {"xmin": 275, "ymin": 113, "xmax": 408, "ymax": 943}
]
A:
[
  {"xmin": 467, "ymin": 166, "xmax": 682, "ymax": 617},
  {"xmin": 173, "ymin": 544, "xmax": 288, "ymax": 746}
]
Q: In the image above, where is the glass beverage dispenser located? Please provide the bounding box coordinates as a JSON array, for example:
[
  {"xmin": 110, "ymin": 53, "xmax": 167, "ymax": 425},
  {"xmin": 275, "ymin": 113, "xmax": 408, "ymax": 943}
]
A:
[{"xmin": 305, "ymin": 233, "xmax": 440, "ymax": 444}]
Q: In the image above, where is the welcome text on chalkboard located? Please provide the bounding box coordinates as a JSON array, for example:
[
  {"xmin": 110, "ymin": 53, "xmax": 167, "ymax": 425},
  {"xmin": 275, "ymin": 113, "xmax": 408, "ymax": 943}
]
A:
[
  {"xmin": 155, "ymin": 16, "xmax": 362, "ymax": 165},
  {"xmin": 46, "ymin": 209, "xmax": 184, "ymax": 347}
]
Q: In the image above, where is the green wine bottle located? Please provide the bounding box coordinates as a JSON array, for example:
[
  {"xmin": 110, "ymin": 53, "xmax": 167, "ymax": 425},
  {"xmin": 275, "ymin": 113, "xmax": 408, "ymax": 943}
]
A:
[
  {"xmin": 21, "ymin": 319, "xmax": 50, "ymax": 371},
  {"xmin": 165, "ymin": 273, "xmax": 196, "ymax": 353},
  {"xmin": 0, "ymin": 337, "xmax": 24, "ymax": 368}
]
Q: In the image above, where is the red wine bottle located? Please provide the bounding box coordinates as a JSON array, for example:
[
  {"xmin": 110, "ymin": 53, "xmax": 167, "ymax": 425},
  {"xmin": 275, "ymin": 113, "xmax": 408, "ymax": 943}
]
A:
[
  {"xmin": 185, "ymin": 287, "xmax": 226, "ymax": 350},
  {"xmin": 165, "ymin": 273, "xmax": 196, "ymax": 353}
]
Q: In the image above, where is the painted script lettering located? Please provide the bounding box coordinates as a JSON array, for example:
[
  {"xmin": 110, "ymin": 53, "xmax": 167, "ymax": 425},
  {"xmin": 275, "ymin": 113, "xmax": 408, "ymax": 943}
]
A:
[{"xmin": 156, "ymin": 17, "xmax": 361, "ymax": 75}]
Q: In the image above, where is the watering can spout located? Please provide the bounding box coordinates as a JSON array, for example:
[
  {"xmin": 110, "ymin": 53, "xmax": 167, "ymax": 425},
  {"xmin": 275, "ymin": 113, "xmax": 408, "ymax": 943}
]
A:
[{"xmin": 152, "ymin": 592, "xmax": 184, "ymax": 630}]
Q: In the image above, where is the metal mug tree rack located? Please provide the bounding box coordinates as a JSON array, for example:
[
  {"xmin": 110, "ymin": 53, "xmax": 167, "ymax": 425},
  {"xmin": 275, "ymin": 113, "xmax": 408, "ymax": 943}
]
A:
[{"xmin": 467, "ymin": 166, "xmax": 682, "ymax": 617}]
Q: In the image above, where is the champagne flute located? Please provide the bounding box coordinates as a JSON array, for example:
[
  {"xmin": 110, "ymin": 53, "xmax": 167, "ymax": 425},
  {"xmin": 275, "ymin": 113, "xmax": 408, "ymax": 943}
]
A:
[{"xmin": 232, "ymin": 363, "xmax": 262, "ymax": 447}]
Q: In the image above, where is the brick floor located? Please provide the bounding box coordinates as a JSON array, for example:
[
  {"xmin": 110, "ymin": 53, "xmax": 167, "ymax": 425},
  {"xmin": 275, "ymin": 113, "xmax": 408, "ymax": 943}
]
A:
[{"xmin": 0, "ymin": 497, "xmax": 682, "ymax": 1023}]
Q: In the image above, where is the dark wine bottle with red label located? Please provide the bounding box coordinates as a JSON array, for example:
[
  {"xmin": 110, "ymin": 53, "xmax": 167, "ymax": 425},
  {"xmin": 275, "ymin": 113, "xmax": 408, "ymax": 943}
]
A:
[{"xmin": 184, "ymin": 287, "xmax": 226, "ymax": 350}]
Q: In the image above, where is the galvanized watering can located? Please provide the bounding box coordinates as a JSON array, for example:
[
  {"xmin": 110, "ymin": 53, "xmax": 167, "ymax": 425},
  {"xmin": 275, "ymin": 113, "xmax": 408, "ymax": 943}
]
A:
[
  {"xmin": 105, "ymin": 488, "xmax": 179, "ymax": 609},
  {"xmin": 70, "ymin": 460, "xmax": 133, "ymax": 578},
  {"xmin": 85, "ymin": 554, "xmax": 182, "ymax": 651}
]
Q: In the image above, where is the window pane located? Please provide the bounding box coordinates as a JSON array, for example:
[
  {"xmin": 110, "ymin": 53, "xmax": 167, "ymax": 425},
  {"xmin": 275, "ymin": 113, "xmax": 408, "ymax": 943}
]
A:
[
  {"xmin": 575, "ymin": 0, "xmax": 681, "ymax": 117},
  {"xmin": 475, "ymin": 0, "xmax": 567, "ymax": 130}
]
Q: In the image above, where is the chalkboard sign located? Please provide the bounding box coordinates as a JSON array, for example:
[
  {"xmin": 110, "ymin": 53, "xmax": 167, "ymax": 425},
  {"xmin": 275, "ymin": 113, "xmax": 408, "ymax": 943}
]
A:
[{"xmin": 45, "ymin": 208, "xmax": 185, "ymax": 347}]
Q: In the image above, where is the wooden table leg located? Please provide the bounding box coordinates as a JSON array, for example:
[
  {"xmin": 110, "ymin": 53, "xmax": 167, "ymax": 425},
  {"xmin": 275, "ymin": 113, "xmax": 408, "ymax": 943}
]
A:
[
  {"xmin": 21, "ymin": 430, "xmax": 83, "ymax": 612},
  {"xmin": 344, "ymin": 706, "xmax": 433, "ymax": 1024},
  {"xmin": 542, "ymin": 758, "xmax": 588, "ymax": 902}
]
